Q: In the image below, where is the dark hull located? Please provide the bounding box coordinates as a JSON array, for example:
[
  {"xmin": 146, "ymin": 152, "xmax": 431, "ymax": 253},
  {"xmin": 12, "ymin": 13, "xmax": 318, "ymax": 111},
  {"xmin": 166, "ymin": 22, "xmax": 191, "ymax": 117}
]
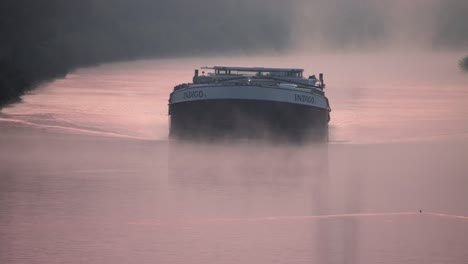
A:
[{"xmin": 169, "ymin": 99, "xmax": 330, "ymax": 142}]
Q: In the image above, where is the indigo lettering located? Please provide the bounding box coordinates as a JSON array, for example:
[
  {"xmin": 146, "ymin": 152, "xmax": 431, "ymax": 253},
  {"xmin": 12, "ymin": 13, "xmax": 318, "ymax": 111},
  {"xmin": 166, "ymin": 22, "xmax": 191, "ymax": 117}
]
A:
[
  {"xmin": 294, "ymin": 94, "xmax": 315, "ymax": 104},
  {"xmin": 184, "ymin": 90, "xmax": 205, "ymax": 99}
]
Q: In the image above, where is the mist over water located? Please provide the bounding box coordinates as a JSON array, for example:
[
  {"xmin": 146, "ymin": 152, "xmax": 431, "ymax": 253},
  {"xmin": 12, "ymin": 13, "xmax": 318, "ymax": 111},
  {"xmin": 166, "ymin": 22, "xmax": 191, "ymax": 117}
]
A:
[
  {"xmin": 1, "ymin": 50, "xmax": 468, "ymax": 263},
  {"xmin": 1, "ymin": 0, "xmax": 468, "ymax": 262},
  {"xmin": 2, "ymin": 51, "xmax": 467, "ymax": 143}
]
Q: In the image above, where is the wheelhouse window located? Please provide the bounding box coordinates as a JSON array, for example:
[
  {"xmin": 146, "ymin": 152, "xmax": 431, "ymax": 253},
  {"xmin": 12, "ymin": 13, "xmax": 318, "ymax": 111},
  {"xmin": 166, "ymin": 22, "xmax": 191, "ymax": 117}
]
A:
[{"xmin": 207, "ymin": 67, "xmax": 304, "ymax": 77}]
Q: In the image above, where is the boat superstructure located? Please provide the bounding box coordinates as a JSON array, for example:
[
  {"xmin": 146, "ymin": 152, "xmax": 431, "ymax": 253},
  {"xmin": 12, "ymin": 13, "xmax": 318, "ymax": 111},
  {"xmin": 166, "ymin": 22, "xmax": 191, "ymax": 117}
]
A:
[{"xmin": 168, "ymin": 66, "xmax": 331, "ymax": 141}]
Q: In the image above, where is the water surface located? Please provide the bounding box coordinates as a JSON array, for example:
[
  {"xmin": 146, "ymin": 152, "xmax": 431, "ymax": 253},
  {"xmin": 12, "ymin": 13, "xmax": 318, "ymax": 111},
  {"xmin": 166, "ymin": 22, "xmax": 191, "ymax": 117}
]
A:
[{"xmin": 1, "ymin": 52, "xmax": 467, "ymax": 264}]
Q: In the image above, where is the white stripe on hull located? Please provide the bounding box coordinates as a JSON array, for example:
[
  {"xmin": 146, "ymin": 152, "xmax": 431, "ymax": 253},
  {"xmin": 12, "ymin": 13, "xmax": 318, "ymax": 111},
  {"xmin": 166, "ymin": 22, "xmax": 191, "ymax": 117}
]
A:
[{"xmin": 170, "ymin": 85, "xmax": 329, "ymax": 110}]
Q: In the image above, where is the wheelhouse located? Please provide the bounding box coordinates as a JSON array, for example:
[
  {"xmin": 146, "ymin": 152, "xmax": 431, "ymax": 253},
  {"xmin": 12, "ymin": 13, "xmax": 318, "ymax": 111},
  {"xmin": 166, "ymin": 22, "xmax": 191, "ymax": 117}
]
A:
[{"xmin": 201, "ymin": 66, "xmax": 304, "ymax": 78}]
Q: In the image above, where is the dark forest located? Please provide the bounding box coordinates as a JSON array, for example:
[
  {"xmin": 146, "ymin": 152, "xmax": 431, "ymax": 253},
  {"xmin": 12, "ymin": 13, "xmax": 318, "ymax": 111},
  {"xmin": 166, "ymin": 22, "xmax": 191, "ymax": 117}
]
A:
[{"xmin": 1, "ymin": 0, "xmax": 467, "ymax": 106}]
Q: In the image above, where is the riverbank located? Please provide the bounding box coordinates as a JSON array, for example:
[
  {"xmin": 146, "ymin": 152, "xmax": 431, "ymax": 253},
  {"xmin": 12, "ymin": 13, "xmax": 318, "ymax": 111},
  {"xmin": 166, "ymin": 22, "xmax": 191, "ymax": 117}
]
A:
[{"xmin": 0, "ymin": 56, "xmax": 66, "ymax": 107}]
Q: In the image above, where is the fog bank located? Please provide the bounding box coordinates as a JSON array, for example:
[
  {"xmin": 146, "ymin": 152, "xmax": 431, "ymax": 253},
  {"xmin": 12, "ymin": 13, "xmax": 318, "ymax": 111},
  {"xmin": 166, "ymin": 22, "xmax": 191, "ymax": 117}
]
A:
[{"xmin": 1, "ymin": 0, "xmax": 468, "ymax": 106}]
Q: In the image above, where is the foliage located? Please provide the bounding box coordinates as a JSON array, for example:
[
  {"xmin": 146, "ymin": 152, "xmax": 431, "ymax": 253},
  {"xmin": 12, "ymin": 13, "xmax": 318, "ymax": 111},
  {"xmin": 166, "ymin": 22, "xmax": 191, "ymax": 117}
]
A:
[
  {"xmin": 460, "ymin": 56, "xmax": 468, "ymax": 72},
  {"xmin": 2, "ymin": 0, "xmax": 468, "ymax": 106},
  {"xmin": 0, "ymin": 0, "xmax": 289, "ymax": 107}
]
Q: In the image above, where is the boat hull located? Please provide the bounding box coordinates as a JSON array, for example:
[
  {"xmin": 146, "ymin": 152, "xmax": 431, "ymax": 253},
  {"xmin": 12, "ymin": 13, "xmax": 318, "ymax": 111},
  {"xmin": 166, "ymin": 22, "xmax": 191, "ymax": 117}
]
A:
[{"xmin": 169, "ymin": 99, "xmax": 329, "ymax": 141}]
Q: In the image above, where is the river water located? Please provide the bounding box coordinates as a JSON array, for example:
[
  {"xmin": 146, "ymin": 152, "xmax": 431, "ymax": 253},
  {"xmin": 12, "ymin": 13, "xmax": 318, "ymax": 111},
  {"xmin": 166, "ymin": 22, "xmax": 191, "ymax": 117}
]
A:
[{"xmin": 1, "ymin": 52, "xmax": 467, "ymax": 263}]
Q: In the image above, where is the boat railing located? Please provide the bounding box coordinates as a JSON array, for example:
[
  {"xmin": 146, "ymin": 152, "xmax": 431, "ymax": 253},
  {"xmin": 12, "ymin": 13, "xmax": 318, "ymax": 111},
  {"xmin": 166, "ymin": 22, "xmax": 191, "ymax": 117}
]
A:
[{"xmin": 193, "ymin": 75, "xmax": 323, "ymax": 89}]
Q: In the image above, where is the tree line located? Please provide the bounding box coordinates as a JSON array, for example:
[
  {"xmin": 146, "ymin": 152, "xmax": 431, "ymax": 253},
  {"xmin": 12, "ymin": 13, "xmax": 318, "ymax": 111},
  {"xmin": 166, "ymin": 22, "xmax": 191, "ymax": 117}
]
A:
[
  {"xmin": 0, "ymin": 0, "xmax": 290, "ymax": 106},
  {"xmin": 1, "ymin": 0, "xmax": 467, "ymax": 106}
]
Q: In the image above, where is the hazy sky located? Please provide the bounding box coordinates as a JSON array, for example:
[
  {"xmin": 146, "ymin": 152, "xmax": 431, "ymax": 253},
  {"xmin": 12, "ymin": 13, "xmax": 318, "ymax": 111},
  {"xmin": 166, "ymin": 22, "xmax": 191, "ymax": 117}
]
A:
[{"xmin": 291, "ymin": 0, "xmax": 467, "ymax": 51}]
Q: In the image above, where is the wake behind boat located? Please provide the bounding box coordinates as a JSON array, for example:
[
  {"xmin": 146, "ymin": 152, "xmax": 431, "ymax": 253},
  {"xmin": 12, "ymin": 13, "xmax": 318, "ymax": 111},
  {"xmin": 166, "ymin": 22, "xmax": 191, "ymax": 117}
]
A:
[{"xmin": 168, "ymin": 66, "xmax": 331, "ymax": 141}]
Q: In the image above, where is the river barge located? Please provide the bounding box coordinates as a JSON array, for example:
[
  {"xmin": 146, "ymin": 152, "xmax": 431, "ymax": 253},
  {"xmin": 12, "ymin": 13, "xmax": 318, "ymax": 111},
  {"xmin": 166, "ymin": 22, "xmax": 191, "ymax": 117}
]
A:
[{"xmin": 168, "ymin": 66, "xmax": 331, "ymax": 141}]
